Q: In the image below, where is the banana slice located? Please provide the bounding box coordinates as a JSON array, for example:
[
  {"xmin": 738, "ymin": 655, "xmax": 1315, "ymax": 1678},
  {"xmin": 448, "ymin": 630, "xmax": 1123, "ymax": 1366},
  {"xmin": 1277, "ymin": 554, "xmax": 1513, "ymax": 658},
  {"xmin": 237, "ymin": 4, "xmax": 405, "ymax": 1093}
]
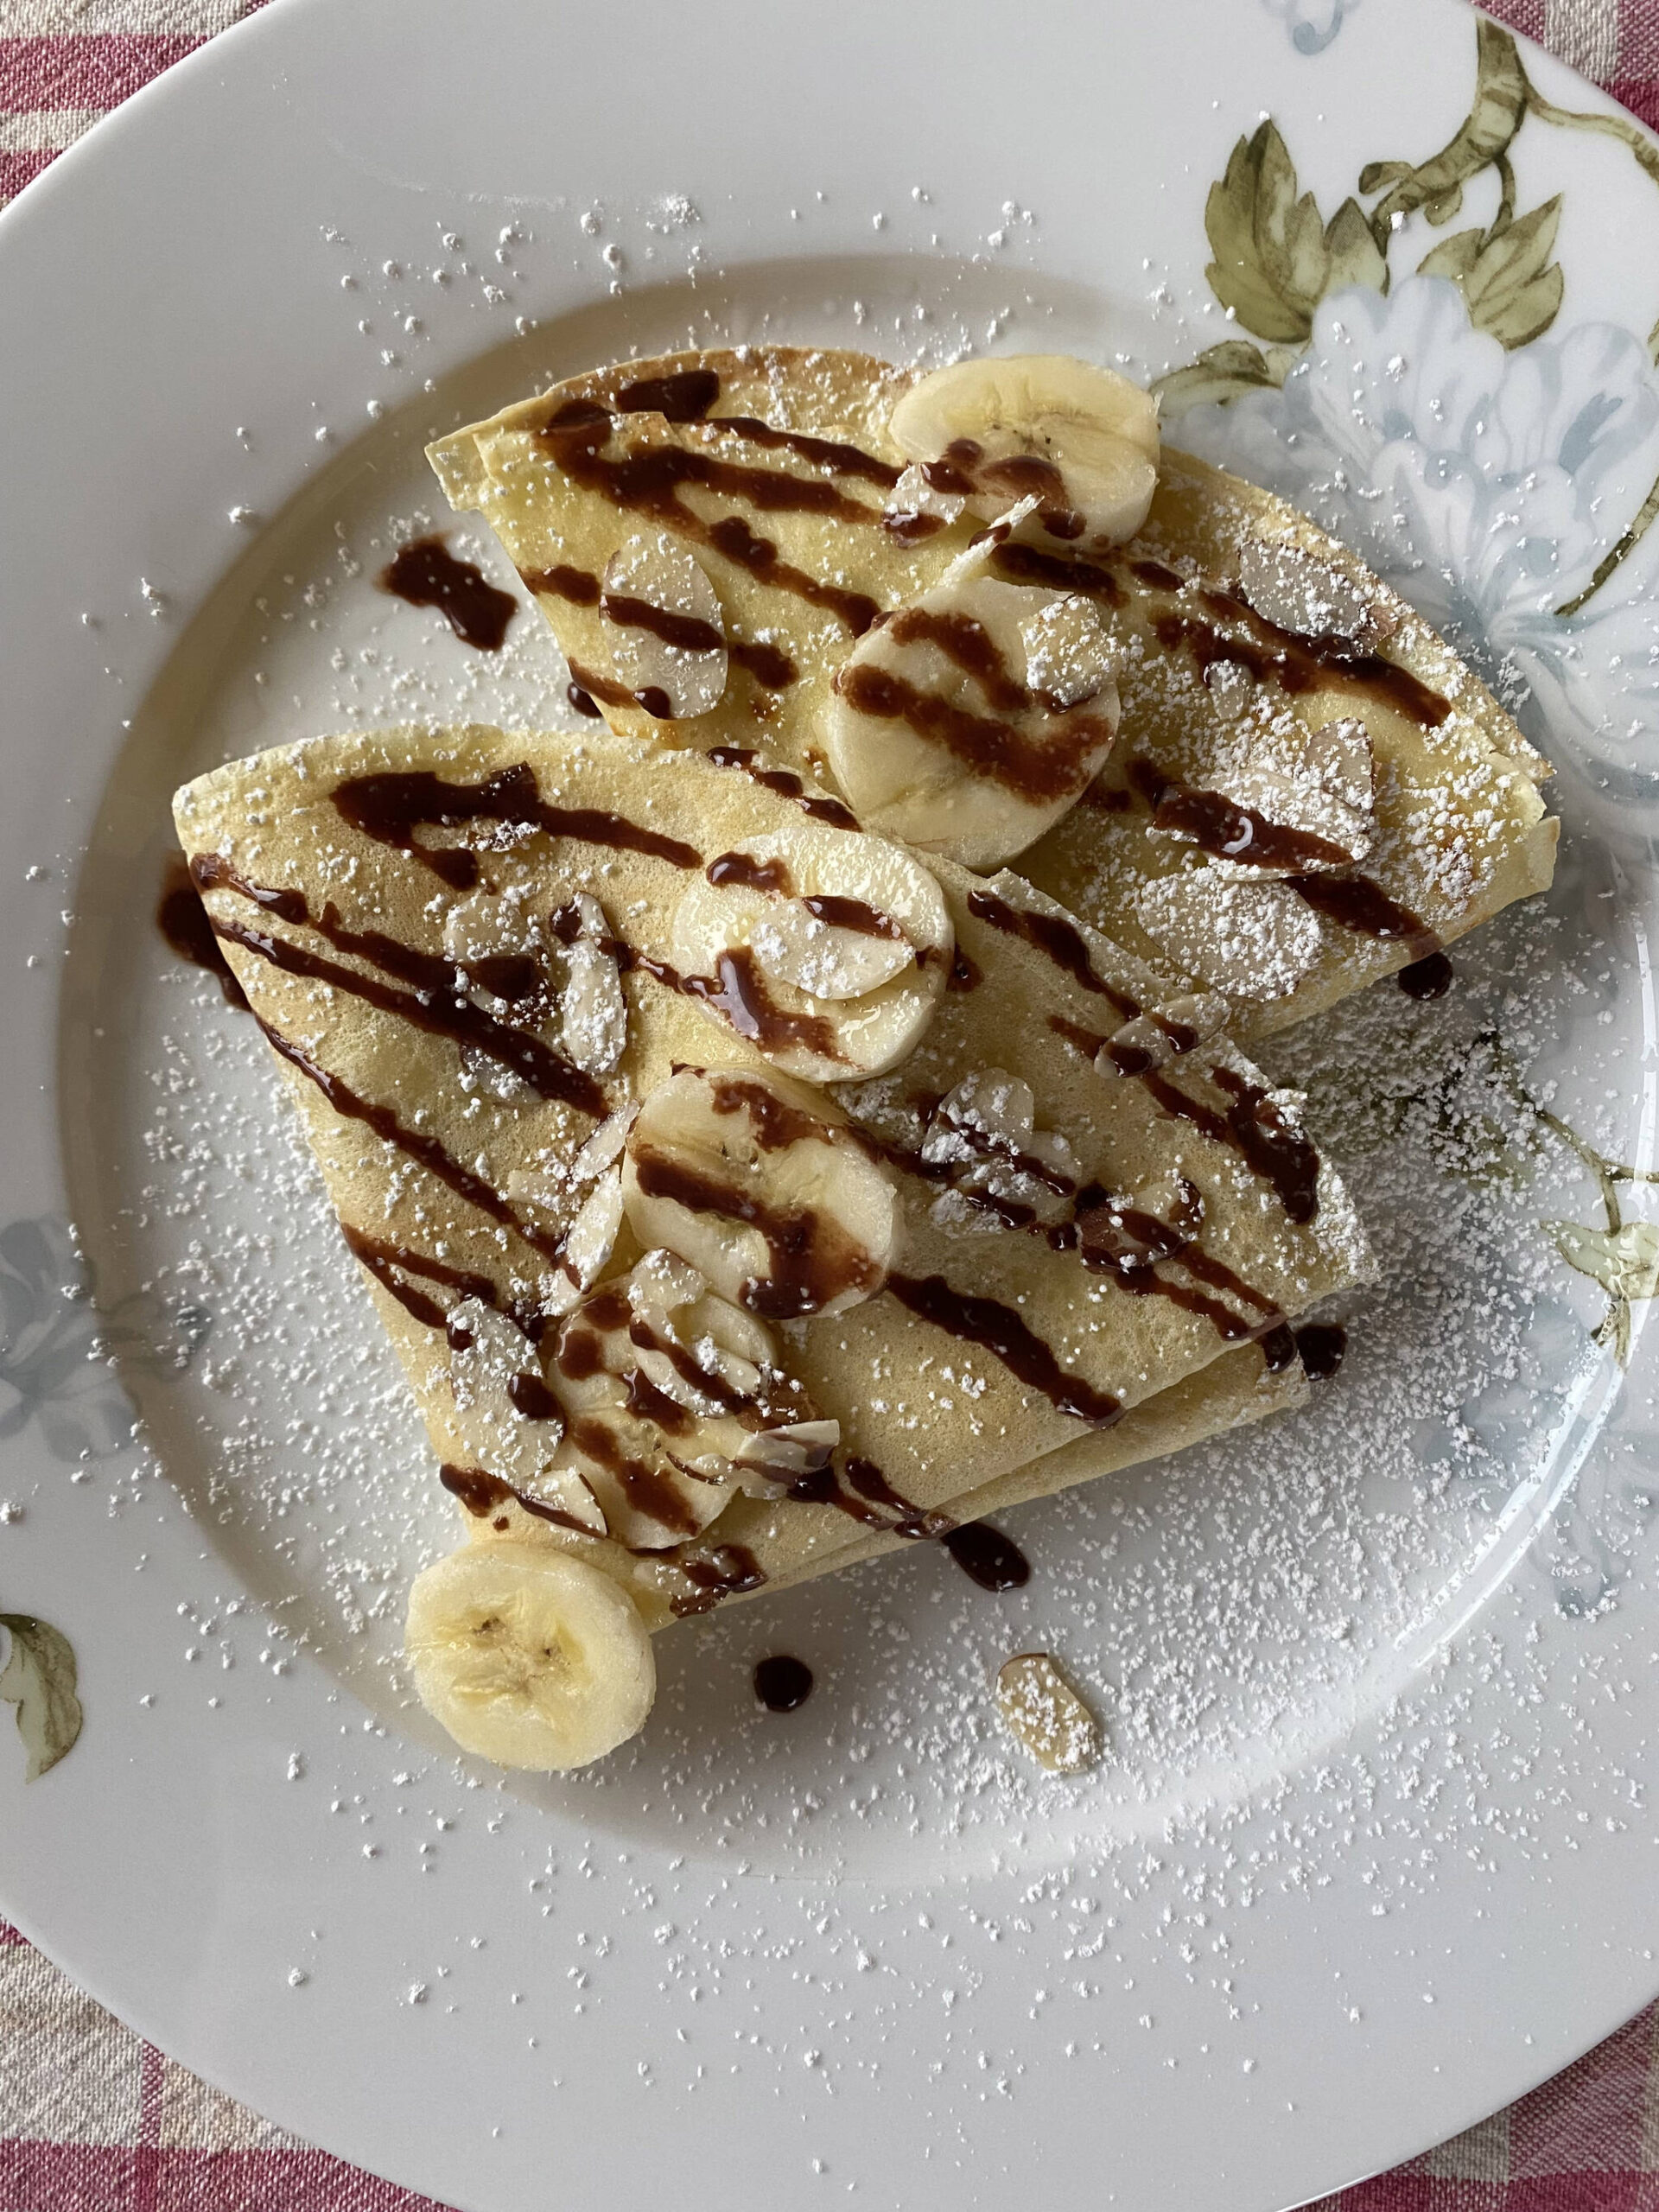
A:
[
  {"xmin": 406, "ymin": 1543, "xmax": 655, "ymax": 1770},
  {"xmin": 824, "ymin": 562, "xmax": 1122, "ymax": 868},
  {"xmin": 888, "ymin": 353, "xmax": 1160, "ymax": 550},
  {"xmin": 622, "ymin": 1065, "xmax": 900, "ymax": 1319},
  {"xmin": 669, "ymin": 820, "xmax": 951, "ymax": 1082}
]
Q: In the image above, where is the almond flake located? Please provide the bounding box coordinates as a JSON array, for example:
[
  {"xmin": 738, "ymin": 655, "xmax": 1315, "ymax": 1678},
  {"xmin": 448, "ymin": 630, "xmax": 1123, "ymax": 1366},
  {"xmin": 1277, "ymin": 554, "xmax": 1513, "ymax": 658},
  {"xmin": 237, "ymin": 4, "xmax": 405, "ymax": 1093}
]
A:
[{"xmin": 996, "ymin": 1652, "xmax": 1101, "ymax": 1774}]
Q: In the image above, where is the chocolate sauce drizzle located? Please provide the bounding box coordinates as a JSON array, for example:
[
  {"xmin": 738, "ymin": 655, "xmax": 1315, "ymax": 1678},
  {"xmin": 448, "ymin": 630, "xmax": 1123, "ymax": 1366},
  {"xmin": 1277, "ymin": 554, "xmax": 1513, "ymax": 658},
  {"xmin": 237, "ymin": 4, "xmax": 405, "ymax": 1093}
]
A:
[
  {"xmin": 1127, "ymin": 759, "xmax": 1438, "ymax": 954},
  {"xmin": 439, "ymin": 1464, "xmax": 596, "ymax": 1537},
  {"xmin": 206, "ymin": 904, "xmax": 606, "ymax": 1120},
  {"xmin": 887, "ymin": 1273, "xmax": 1122, "ymax": 1427},
  {"xmin": 635, "ymin": 945, "xmax": 843, "ymax": 1063},
  {"xmin": 340, "ymin": 1223, "xmax": 546, "ymax": 1341},
  {"xmin": 1288, "ymin": 871, "xmax": 1437, "ymax": 952},
  {"xmin": 565, "ymin": 658, "xmax": 672, "ymax": 721},
  {"xmin": 964, "ymin": 887, "xmax": 1141, "ymax": 1019},
  {"xmin": 537, "ymin": 401, "xmax": 882, "ymax": 635},
  {"xmin": 703, "ymin": 850, "xmax": 899, "ymax": 944},
  {"xmin": 608, "ymin": 364, "xmax": 900, "ymax": 492},
  {"xmin": 629, "ymin": 1141, "xmax": 876, "ymax": 1319},
  {"xmin": 706, "ymin": 746, "xmax": 861, "ymax": 830},
  {"xmin": 601, "ymin": 588, "xmax": 797, "ymax": 690},
  {"xmin": 156, "ymin": 858, "xmax": 248, "ymax": 1009},
  {"xmin": 379, "ymin": 537, "xmax": 517, "ymax": 652},
  {"xmin": 330, "ymin": 763, "xmax": 702, "ymax": 889},
  {"xmin": 613, "ymin": 367, "xmax": 722, "ymax": 421},
  {"xmin": 1152, "ymin": 785, "xmax": 1355, "ymax": 873},
  {"xmin": 1295, "ymin": 1320, "xmax": 1347, "ymax": 1379},
  {"xmin": 254, "ymin": 1016, "xmax": 572, "ymax": 1268},
  {"xmin": 707, "ymin": 850, "xmax": 793, "ymax": 894},
  {"xmin": 670, "ymin": 1543, "xmax": 768, "ymax": 1617},
  {"xmin": 530, "ymin": 557, "xmax": 797, "ymax": 693},
  {"xmin": 1141, "ymin": 1066, "xmax": 1322, "ymax": 1225},
  {"xmin": 835, "ymin": 660, "xmax": 1112, "ymax": 804},
  {"xmin": 1397, "ymin": 949, "xmax": 1453, "ymax": 1000}
]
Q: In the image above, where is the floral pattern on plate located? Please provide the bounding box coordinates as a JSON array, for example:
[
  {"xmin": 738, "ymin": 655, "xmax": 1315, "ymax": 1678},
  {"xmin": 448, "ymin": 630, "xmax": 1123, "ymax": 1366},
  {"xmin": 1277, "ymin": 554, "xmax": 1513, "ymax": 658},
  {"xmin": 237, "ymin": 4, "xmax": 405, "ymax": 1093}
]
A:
[
  {"xmin": 0, "ymin": 1214, "xmax": 211, "ymax": 1776},
  {"xmin": 1157, "ymin": 18, "xmax": 1659, "ymax": 1403}
]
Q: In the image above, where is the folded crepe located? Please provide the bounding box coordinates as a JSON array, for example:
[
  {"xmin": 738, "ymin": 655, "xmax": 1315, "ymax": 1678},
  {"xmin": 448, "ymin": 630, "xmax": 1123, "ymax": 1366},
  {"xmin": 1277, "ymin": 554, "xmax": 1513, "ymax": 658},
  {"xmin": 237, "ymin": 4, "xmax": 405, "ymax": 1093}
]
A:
[
  {"xmin": 430, "ymin": 346, "xmax": 1555, "ymax": 1038},
  {"xmin": 175, "ymin": 721, "xmax": 1365, "ymax": 1764}
]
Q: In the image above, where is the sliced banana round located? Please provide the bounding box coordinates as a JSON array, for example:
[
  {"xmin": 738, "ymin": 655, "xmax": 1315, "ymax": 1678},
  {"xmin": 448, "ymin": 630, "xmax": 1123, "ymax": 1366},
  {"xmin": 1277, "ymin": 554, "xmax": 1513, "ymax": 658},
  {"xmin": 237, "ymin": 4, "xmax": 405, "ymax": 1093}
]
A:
[
  {"xmin": 825, "ymin": 566, "xmax": 1122, "ymax": 868},
  {"xmin": 405, "ymin": 1543, "xmax": 655, "ymax": 1771},
  {"xmin": 602, "ymin": 531, "xmax": 728, "ymax": 720},
  {"xmin": 622, "ymin": 1065, "xmax": 901, "ymax": 1319},
  {"xmin": 670, "ymin": 820, "xmax": 952, "ymax": 1082},
  {"xmin": 888, "ymin": 353, "xmax": 1160, "ymax": 550}
]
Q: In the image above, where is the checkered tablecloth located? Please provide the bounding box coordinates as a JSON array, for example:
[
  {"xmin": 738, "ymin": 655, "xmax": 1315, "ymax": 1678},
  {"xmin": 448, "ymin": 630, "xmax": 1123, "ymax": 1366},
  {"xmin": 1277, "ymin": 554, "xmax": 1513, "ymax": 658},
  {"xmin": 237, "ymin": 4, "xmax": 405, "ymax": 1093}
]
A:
[{"xmin": 3, "ymin": 0, "xmax": 1658, "ymax": 2206}]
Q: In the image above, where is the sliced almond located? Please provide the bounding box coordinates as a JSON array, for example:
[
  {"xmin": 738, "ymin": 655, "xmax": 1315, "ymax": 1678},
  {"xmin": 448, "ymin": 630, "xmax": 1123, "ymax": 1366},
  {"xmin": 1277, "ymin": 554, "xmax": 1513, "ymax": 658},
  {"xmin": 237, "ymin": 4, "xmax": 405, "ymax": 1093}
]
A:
[
  {"xmin": 883, "ymin": 460, "xmax": 967, "ymax": 539},
  {"xmin": 602, "ymin": 531, "xmax": 728, "ymax": 720},
  {"xmin": 920, "ymin": 1068, "xmax": 1079, "ymax": 1225},
  {"xmin": 549, "ymin": 889, "xmax": 628, "ymax": 1075},
  {"xmin": 1136, "ymin": 872, "xmax": 1323, "ymax": 1001},
  {"xmin": 996, "ymin": 1652, "xmax": 1101, "ymax": 1774},
  {"xmin": 1150, "ymin": 720, "xmax": 1376, "ymax": 880},
  {"xmin": 1236, "ymin": 537, "xmax": 1396, "ymax": 651},
  {"xmin": 728, "ymin": 1419, "xmax": 842, "ymax": 1497},
  {"xmin": 1075, "ymin": 1172, "xmax": 1204, "ymax": 1271}
]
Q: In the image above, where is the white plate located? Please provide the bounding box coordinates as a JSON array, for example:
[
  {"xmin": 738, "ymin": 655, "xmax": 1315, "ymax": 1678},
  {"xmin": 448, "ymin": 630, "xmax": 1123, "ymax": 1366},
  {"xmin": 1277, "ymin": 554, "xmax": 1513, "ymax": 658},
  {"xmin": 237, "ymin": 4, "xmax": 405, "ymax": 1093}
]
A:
[{"xmin": 4, "ymin": 2, "xmax": 1659, "ymax": 2206}]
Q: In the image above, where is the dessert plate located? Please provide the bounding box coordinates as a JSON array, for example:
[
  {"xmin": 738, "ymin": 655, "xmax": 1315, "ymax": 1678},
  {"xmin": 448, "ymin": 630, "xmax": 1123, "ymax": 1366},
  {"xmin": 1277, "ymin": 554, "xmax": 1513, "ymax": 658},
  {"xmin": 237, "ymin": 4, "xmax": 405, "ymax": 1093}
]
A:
[{"xmin": 3, "ymin": 2, "xmax": 1659, "ymax": 2206}]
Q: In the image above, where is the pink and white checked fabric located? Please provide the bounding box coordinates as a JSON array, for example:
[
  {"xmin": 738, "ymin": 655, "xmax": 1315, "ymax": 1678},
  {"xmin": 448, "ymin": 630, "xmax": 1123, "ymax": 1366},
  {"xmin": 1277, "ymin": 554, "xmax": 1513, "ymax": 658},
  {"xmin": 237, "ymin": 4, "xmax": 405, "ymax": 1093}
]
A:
[{"xmin": 3, "ymin": 1, "xmax": 1658, "ymax": 2206}]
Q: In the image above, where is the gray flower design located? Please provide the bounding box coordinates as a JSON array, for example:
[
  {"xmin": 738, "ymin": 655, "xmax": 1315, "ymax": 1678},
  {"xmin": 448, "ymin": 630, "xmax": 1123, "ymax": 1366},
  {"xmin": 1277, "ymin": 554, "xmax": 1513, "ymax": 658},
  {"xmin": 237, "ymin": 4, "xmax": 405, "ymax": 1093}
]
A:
[
  {"xmin": 0, "ymin": 1215, "xmax": 209, "ymax": 1465},
  {"xmin": 1260, "ymin": 0, "xmax": 1358, "ymax": 56}
]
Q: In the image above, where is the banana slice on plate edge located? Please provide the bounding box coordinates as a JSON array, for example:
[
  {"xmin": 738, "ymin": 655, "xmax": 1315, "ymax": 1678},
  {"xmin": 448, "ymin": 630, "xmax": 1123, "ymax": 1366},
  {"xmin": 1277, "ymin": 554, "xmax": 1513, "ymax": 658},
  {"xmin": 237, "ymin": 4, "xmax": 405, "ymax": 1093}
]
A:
[{"xmin": 405, "ymin": 1542, "xmax": 656, "ymax": 1771}]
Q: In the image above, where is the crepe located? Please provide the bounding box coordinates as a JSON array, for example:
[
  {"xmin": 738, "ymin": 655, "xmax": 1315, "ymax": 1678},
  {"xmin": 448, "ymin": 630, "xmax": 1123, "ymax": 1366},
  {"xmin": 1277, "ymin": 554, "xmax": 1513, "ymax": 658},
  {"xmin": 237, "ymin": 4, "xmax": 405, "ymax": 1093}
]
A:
[
  {"xmin": 430, "ymin": 346, "xmax": 1556, "ymax": 1038},
  {"xmin": 174, "ymin": 721, "xmax": 1364, "ymax": 1630}
]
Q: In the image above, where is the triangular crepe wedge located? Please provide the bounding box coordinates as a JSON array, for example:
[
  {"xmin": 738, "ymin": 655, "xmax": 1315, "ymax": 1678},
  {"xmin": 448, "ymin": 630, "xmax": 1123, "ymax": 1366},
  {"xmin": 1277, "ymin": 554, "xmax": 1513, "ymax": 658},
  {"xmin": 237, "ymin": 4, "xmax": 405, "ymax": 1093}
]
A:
[
  {"xmin": 430, "ymin": 346, "xmax": 1555, "ymax": 1038},
  {"xmin": 175, "ymin": 722, "xmax": 1366, "ymax": 1763}
]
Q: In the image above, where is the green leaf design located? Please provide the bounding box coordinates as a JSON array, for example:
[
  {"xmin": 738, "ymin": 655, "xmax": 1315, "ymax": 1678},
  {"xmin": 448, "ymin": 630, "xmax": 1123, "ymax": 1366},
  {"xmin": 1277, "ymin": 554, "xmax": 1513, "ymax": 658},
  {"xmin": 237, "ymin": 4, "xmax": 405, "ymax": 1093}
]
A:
[
  {"xmin": 1322, "ymin": 198, "xmax": 1389, "ymax": 293},
  {"xmin": 1205, "ymin": 124, "xmax": 1321, "ymax": 344},
  {"xmin": 1416, "ymin": 229, "xmax": 1483, "ymax": 283},
  {"xmin": 1363, "ymin": 21, "xmax": 1529, "ymax": 237},
  {"xmin": 1204, "ymin": 126, "xmax": 1388, "ymax": 348},
  {"xmin": 0, "ymin": 1612, "xmax": 82, "ymax": 1781},
  {"xmin": 1420, "ymin": 198, "xmax": 1564, "ymax": 349},
  {"xmin": 1152, "ymin": 340, "xmax": 1292, "ymax": 414},
  {"xmin": 1547, "ymin": 1218, "xmax": 1659, "ymax": 1305}
]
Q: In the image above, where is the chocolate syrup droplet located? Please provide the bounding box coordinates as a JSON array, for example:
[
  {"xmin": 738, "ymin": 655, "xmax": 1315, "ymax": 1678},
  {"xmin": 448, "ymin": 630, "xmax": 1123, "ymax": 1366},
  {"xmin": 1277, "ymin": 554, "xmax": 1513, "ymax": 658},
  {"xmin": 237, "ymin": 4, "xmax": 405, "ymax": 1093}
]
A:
[
  {"xmin": 1294, "ymin": 1321, "xmax": 1347, "ymax": 1380},
  {"xmin": 753, "ymin": 1654, "xmax": 814, "ymax": 1712},
  {"xmin": 1397, "ymin": 950, "xmax": 1453, "ymax": 1001},
  {"xmin": 942, "ymin": 1522, "xmax": 1031, "ymax": 1592}
]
